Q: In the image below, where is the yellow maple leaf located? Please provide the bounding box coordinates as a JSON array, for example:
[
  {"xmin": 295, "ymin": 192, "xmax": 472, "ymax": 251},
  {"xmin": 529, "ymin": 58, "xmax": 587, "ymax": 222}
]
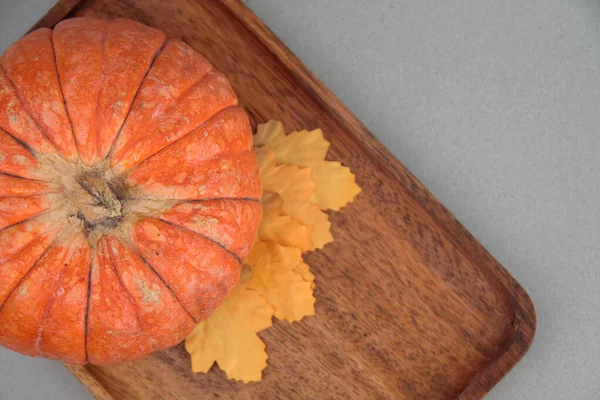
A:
[
  {"xmin": 256, "ymin": 121, "xmax": 330, "ymax": 167},
  {"xmin": 255, "ymin": 122, "xmax": 360, "ymax": 211},
  {"xmin": 293, "ymin": 262, "xmax": 316, "ymax": 290},
  {"xmin": 280, "ymin": 200, "xmax": 333, "ymax": 250},
  {"xmin": 185, "ymin": 268, "xmax": 274, "ymax": 383},
  {"xmin": 261, "ymin": 191, "xmax": 332, "ymax": 251},
  {"xmin": 259, "ymin": 193, "xmax": 312, "ymax": 252},
  {"xmin": 255, "ymin": 146, "xmax": 315, "ymax": 202},
  {"xmin": 293, "ymin": 262, "xmax": 315, "ymax": 283},
  {"xmin": 260, "ymin": 191, "xmax": 283, "ymax": 210},
  {"xmin": 244, "ymin": 241, "xmax": 316, "ymax": 322},
  {"xmin": 274, "ymin": 129, "xmax": 330, "ymax": 167},
  {"xmin": 309, "ymin": 161, "xmax": 361, "ymax": 211},
  {"xmin": 254, "ymin": 119, "xmax": 285, "ymax": 148}
]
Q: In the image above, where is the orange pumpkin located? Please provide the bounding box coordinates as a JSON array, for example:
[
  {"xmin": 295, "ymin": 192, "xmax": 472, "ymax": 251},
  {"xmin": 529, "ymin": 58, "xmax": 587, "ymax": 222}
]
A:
[{"xmin": 0, "ymin": 18, "xmax": 262, "ymax": 365}]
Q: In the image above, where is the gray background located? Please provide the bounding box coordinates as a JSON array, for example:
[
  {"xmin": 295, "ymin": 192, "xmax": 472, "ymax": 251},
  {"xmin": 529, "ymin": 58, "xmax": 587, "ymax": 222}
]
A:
[{"xmin": 1, "ymin": 0, "xmax": 599, "ymax": 398}]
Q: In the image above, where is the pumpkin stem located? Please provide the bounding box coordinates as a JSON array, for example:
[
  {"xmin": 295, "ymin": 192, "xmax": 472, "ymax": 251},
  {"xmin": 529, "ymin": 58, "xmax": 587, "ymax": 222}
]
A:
[{"xmin": 75, "ymin": 173, "xmax": 124, "ymax": 230}]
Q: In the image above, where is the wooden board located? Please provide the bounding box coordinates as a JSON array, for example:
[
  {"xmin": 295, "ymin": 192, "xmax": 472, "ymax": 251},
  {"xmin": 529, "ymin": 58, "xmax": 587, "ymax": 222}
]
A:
[{"xmin": 30, "ymin": 1, "xmax": 536, "ymax": 399}]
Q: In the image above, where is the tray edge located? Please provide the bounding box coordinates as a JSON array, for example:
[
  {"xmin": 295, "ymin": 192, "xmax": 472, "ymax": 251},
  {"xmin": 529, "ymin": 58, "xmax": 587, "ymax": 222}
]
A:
[
  {"xmin": 30, "ymin": 0, "xmax": 537, "ymax": 398},
  {"xmin": 27, "ymin": 0, "xmax": 83, "ymax": 33},
  {"xmin": 219, "ymin": 1, "xmax": 536, "ymax": 398}
]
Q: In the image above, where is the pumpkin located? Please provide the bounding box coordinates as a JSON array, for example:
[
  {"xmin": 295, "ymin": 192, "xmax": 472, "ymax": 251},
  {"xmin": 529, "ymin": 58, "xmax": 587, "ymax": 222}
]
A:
[{"xmin": 0, "ymin": 18, "xmax": 262, "ymax": 365}]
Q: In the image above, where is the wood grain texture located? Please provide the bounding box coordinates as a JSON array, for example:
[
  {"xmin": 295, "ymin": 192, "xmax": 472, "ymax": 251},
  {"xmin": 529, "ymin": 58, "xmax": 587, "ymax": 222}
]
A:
[{"xmin": 31, "ymin": 0, "xmax": 536, "ymax": 399}]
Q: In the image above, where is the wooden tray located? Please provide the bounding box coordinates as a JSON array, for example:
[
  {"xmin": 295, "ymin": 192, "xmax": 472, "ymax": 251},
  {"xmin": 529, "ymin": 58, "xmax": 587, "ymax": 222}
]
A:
[{"xmin": 30, "ymin": 1, "xmax": 536, "ymax": 399}]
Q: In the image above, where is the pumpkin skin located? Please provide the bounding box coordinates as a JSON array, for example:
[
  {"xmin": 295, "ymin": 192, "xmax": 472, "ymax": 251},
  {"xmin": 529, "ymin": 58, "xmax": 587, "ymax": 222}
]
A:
[{"xmin": 0, "ymin": 18, "xmax": 262, "ymax": 365}]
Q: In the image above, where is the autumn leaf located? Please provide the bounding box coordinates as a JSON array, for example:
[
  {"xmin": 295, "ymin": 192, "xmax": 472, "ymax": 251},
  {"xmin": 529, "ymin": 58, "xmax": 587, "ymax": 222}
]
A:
[
  {"xmin": 255, "ymin": 121, "xmax": 360, "ymax": 211},
  {"xmin": 293, "ymin": 262, "xmax": 316, "ymax": 290},
  {"xmin": 255, "ymin": 146, "xmax": 315, "ymax": 202},
  {"xmin": 260, "ymin": 189, "xmax": 332, "ymax": 251},
  {"xmin": 259, "ymin": 193, "xmax": 312, "ymax": 252},
  {"xmin": 309, "ymin": 161, "xmax": 361, "ymax": 211},
  {"xmin": 260, "ymin": 191, "xmax": 283, "ymax": 210},
  {"xmin": 244, "ymin": 241, "xmax": 316, "ymax": 322},
  {"xmin": 185, "ymin": 268, "xmax": 274, "ymax": 383},
  {"xmin": 255, "ymin": 121, "xmax": 330, "ymax": 167},
  {"xmin": 254, "ymin": 119, "xmax": 285, "ymax": 148},
  {"xmin": 280, "ymin": 199, "xmax": 333, "ymax": 250}
]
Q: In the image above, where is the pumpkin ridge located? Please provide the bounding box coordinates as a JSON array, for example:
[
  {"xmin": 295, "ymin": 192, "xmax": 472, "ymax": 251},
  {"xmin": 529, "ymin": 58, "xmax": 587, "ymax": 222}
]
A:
[
  {"xmin": 34, "ymin": 233, "xmax": 89, "ymax": 364},
  {"xmin": 128, "ymin": 150, "xmax": 261, "ymax": 201},
  {"xmin": 123, "ymin": 104, "xmax": 245, "ymax": 180},
  {"xmin": 0, "ymin": 220, "xmax": 50, "ymax": 264},
  {"xmin": 105, "ymin": 236, "xmax": 197, "ymax": 350},
  {"xmin": 120, "ymin": 39, "xmax": 215, "ymax": 125},
  {"xmin": 184, "ymin": 197, "xmax": 261, "ymax": 203},
  {"xmin": 0, "ymin": 236, "xmax": 59, "ymax": 315},
  {"xmin": 128, "ymin": 196, "xmax": 260, "ymax": 203},
  {"xmin": 126, "ymin": 243, "xmax": 198, "ymax": 324},
  {"xmin": 83, "ymin": 248, "xmax": 93, "ymax": 363},
  {"xmin": 157, "ymin": 217, "xmax": 242, "ymax": 264},
  {"xmin": 111, "ymin": 73, "xmax": 236, "ymax": 172},
  {"xmin": 0, "ymin": 175, "xmax": 53, "ymax": 197},
  {"xmin": 103, "ymin": 237, "xmax": 156, "ymax": 352},
  {"xmin": 133, "ymin": 218, "xmax": 242, "ymax": 323},
  {"xmin": 0, "ymin": 193, "xmax": 48, "ymax": 200},
  {"xmin": 141, "ymin": 65, "xmax": 216, "ymax": 124},
  {"xmin": 0, "ymin": 128, "xmax": 43, "ymax": 180},
  {"xmin": 0, "ymin": 126, "xmax": 37, "ymax": 159},
  {"xmin": 1, "ymin": 29, "xmax": 78, "ymax": 159},
  {"xmin": 121, "ymin": 104, "xmax": 244, "ymax": 176},
  {"xmin": 0, "ymin": 69, "xmax": 56, "ymax": 156},
  {"xmin": 158, "ymin": 199, "xmax": 261, "ymax": 260},
  {"xmin": 0, "ymin": 208, "xmax": 54, "ymax": 235},
  {"xmin": 90, "ymin": 27, "xmax": 108, "ymax": 164},
  {"xmin": 33, "ymin": 234, "xmax": 78, "ymax": 356},
  {"xmin": 0, "ymin": 196, "xmax": 51, "ymax": 230},
  {"xmin": 0, "ymin": 171, "xmax": 48, "ymax": 184},
  {"xmin": 49, "ymin": 31, "xmax": 79, "ymax": 163},
  {"xmin": 104, "ymin": 38, "xmax": 168, "ymax": 162},
  {"xmin": 0, "ymin": 66, "xmax": 66, "ymax": 160}
]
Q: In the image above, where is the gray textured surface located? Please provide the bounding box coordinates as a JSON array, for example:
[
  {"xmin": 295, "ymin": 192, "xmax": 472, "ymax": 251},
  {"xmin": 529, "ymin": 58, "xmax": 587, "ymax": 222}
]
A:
[{"xmin": 1, "ymin": 0, "xmax": 599, "ymax": 399}]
